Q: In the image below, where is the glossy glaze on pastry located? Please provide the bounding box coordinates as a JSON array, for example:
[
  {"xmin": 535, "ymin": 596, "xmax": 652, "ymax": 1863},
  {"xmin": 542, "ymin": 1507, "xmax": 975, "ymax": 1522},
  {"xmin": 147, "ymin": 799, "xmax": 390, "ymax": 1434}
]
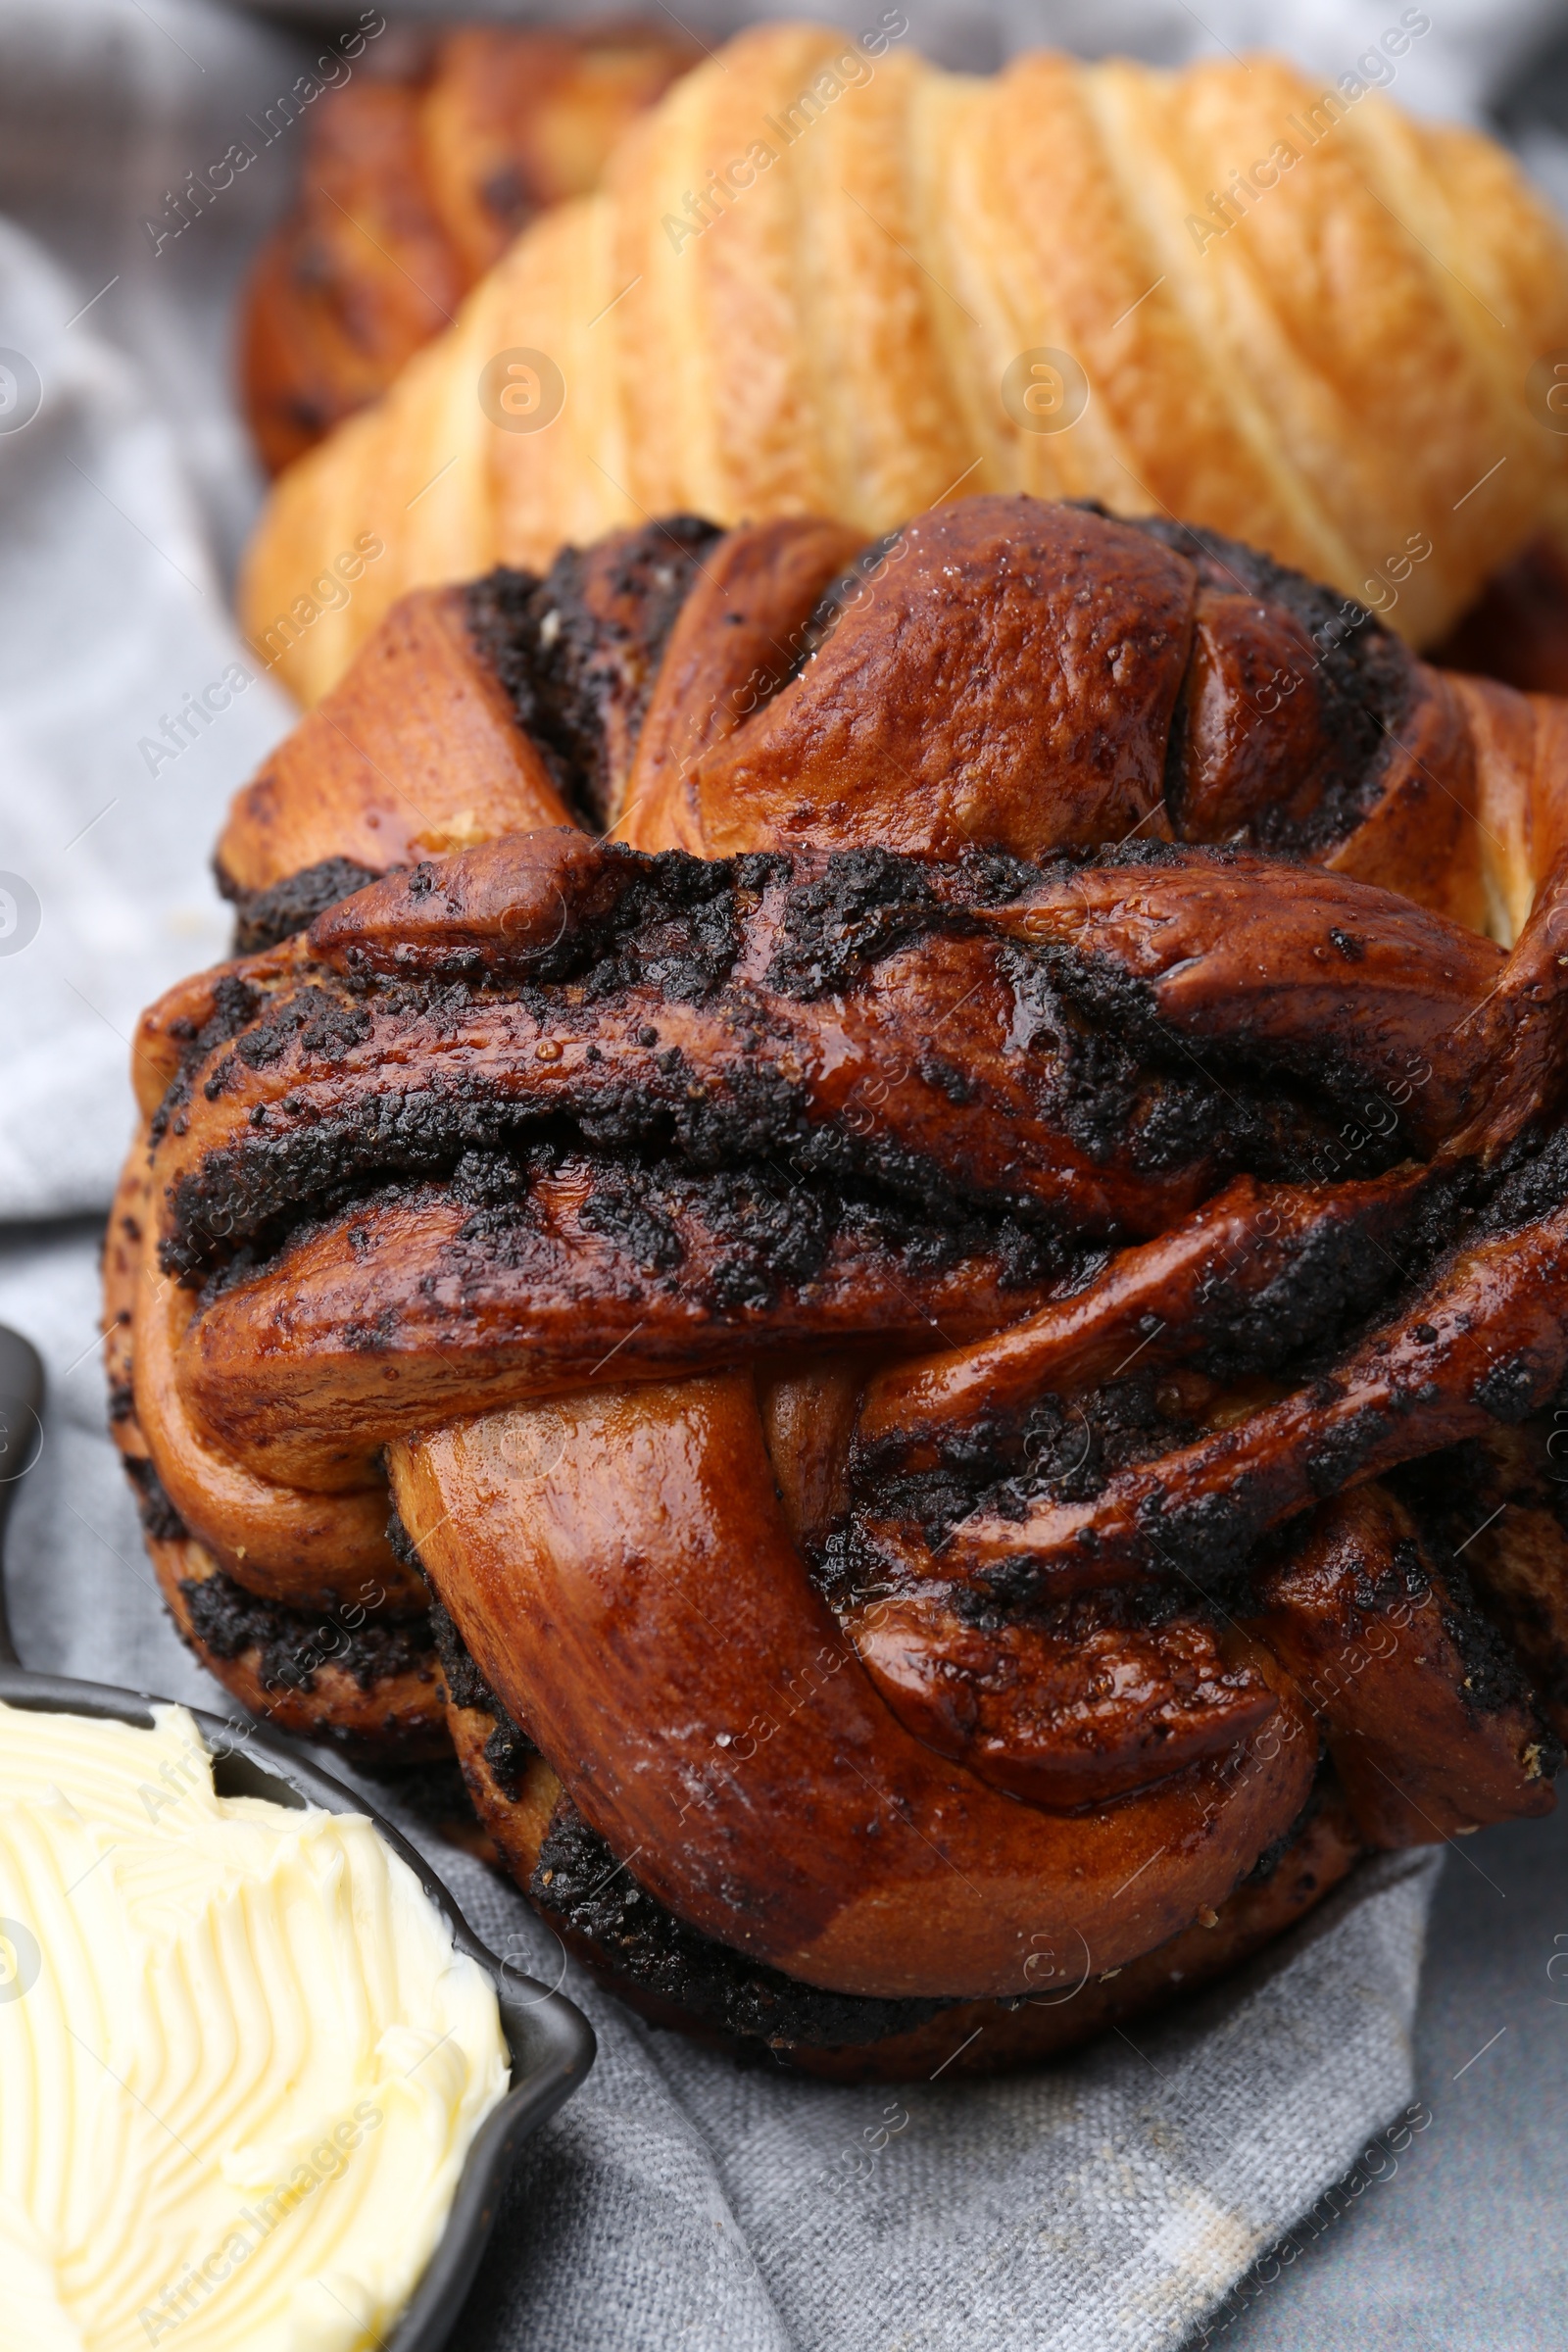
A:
[{"xmin": 109, "ymin": 495, "xmax": 1568, "ymax": 2074}]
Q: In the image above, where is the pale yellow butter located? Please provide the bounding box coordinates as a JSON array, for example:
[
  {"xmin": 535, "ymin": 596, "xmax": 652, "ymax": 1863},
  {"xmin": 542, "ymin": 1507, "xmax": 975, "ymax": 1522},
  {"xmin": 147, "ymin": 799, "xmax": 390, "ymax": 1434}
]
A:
[{"xmin": 0, "ymin": 1700, "xmax": 511, "ymax": 2351}]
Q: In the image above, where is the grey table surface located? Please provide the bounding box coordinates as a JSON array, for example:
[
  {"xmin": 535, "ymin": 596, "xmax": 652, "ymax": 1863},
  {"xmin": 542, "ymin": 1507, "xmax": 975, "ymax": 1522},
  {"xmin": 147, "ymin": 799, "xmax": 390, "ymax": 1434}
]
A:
[{"xmin": 1192, "ymin": 1802, "xmax": 1568, "ymax": 2352}]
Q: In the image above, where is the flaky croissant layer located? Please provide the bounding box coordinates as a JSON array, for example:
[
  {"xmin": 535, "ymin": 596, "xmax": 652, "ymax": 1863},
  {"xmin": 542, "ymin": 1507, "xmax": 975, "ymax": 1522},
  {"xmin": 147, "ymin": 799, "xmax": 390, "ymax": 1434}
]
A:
[{"xmin": 240, "ymin": 23, "xmax": 1568, "ymax": 705}]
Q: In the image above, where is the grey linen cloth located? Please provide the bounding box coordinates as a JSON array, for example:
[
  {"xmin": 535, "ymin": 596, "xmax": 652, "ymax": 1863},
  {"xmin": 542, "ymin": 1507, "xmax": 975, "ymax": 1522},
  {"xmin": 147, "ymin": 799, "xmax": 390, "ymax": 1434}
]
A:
[{"xmin": 7, "ymin": 1, "xmax": 1567, "ymax": 2344}]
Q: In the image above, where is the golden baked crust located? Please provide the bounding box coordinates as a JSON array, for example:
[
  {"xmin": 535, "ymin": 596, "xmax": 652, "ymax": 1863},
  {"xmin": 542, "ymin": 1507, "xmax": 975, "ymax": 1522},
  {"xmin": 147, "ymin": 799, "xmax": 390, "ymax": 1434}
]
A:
[
  {"xmin": 240, "ymin": 23, "xmax": 1568, "ymax": 704},
  {"xmin": 440, "ymin": 1703, "xmax": 1363, "ymax": 2081},
  {"xmin": 103, "ymin": 1151, "xmax": 445, "ymax": 1760},
  {"xmin": 114, "ymin": 494, "xmax": 1568, "ymax": 2065}
]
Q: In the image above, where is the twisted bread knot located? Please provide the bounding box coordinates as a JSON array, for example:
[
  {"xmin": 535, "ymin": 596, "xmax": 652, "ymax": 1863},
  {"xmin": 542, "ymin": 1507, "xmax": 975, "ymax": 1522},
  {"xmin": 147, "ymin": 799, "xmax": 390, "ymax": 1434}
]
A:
[{"xmin": 110, "ymin": 496, "xmax": 1568, "ymax": 2061}]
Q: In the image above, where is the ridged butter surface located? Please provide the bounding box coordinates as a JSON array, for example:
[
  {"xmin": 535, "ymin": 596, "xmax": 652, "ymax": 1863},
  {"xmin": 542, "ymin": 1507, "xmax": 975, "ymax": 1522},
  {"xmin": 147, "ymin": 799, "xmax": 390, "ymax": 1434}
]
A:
[{"xmin": 0, "ymin": 1699, "xmax": 509, "ymax": 2350}]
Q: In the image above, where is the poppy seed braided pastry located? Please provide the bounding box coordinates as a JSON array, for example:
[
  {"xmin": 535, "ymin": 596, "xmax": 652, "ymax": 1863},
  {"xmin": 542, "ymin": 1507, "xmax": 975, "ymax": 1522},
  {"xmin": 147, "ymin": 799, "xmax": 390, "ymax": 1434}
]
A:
[{"xmin": 109, "ymin": 495, "xmax": 1568, "ymax": 2074}]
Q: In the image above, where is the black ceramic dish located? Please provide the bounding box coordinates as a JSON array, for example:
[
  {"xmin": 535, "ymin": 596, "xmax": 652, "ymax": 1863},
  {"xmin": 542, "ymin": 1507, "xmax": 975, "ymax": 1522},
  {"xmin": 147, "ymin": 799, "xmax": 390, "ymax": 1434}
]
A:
[{"xmin": 0, "ymin": 1322, "xmax": 596, "ymax": 2352}]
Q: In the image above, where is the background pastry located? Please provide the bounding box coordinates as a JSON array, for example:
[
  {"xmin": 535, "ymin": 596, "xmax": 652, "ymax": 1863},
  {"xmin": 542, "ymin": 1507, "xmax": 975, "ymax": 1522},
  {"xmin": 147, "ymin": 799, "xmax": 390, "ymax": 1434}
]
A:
[
  {"xmin": 240, "ymin": 20, "xmax": 1568, "ymax": 707},
  {"xmin": 240, "ymin": 19, "xmax": 694, "ymax": 474}
]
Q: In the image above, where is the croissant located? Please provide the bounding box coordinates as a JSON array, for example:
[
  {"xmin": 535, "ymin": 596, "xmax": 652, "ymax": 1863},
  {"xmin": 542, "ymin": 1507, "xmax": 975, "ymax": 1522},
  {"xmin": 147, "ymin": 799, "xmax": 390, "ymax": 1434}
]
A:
[
  {"xmin": 111, "ymin": 495, "xmax": 1568, "ymax": 2078},
  {"xmin": 239, "ymin": 20, "xmax": 693, "ymax": 475},
  {"xmin": 238, "ymin": 19, "xmax": 1568, "ymax": 711}
]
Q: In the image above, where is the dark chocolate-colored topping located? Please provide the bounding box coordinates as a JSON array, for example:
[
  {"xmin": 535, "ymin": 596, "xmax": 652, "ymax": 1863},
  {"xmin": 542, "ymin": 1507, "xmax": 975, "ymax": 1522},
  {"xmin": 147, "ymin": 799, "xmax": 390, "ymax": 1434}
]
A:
[
  {"xmin": 466, "ymin": 517, "xmax": 722, "ymax": 827},
  {"xmin": 530, "ymin": 1798, "xmax": 952, "ymax": 2048},
  {"xmin": 159, "ymin": 843, "xmax": 1371, "ymax": 1289},
  {"xmin": 177, "ymin": 1567, "xmax": 435, "ymax": 1693},
  {"xmin": 428, "ymin": 1599, "xmax": 535, "ymax": 1795},
  {"xmin": 123, "ymin": 1453, "xmax": 188, "ymax": 1544},
  {"xmin": 219, "ymin": 856, "xmax": 386, "ymax": 955},
  {"xmin": 384, "ymin": 1503, "xmax": 429, "ymax": 1583}
]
